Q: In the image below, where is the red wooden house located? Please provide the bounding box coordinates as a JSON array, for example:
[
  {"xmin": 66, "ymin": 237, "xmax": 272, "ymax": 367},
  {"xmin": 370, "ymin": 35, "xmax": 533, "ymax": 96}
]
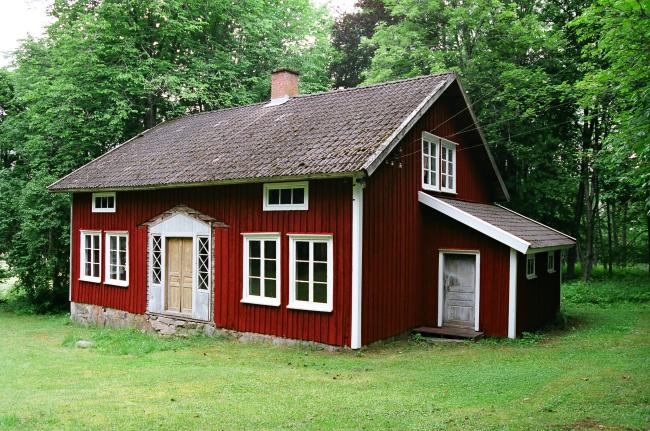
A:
[{"xmin": 49, "ymin": 70, "xmax": 575, "ymax": 348}]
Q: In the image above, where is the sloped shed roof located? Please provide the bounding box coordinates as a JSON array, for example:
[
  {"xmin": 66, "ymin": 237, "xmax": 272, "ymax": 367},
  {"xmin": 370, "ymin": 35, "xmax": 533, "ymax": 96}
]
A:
[{"xmin": 419, "ymin": 193, "xmax": 575, "ymax": 252}]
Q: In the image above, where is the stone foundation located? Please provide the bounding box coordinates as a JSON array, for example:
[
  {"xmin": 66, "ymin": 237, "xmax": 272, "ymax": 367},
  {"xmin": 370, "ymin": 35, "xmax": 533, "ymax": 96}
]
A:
[{"xmin": 70, "ymin": 302, "xmax": 339, "ymax": 351}]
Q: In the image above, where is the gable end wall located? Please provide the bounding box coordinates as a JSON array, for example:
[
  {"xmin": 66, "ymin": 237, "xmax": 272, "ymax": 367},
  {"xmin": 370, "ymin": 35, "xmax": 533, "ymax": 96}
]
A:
[{"xmin": 361, "ymin": 85, "xmax": 509, "ymax": 344}]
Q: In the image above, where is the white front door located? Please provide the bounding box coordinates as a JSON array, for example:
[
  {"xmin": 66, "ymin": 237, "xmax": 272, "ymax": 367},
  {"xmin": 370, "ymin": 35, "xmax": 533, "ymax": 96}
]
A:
[{"xmin": 443, "ymin": 254, "xmax": 476, "ymax": 329}]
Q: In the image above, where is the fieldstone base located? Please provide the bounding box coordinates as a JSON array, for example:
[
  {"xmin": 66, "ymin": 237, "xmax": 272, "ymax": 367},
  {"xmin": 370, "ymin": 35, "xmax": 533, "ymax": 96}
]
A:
[{"xmin": 70, "ymin": 302, "xmax": 339, "ymax": 351}]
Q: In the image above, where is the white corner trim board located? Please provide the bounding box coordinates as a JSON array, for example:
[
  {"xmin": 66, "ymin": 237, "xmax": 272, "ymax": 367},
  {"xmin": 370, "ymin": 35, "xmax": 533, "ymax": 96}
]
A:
[
  {"xmin": 418, "ymin": 192, "xmax": 530, "ymax": 254},
  {"xmin": 350, "ymin": 178, "xmax": 364, "ymax": 349},
  {"xmin": 508, "ymin": 248, "xmax": 518, "ymax": 339}
]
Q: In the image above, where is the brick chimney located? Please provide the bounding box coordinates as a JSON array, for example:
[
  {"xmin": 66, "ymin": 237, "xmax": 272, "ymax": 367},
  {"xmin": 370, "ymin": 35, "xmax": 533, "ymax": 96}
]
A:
[{"xmin": 271, "ymin": 69, "xmax": 299, "ymax": 100}]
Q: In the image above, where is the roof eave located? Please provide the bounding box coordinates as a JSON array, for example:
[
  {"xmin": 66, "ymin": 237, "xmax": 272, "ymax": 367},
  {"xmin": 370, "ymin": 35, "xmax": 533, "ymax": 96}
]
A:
[
  {"xmin": 48, "ymin": 170, "xmax": 364, "ymax": 193},
  {"xmin": 363, "ymin": 73, "xmax": 457, "ymax": 176},
  {"xmin": 418, "ymin": 191, "xmax": 530, "ymax": 254}
]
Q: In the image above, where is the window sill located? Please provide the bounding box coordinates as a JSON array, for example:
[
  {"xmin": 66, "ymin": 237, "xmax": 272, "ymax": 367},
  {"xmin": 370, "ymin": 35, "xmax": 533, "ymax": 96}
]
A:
[
  {"xmin": 287, "ymin": 302, "xmax": 333, "ymax": 313},
  {"xmin": 547, "ymin": 270, "xmax": 556, "ymax": 274},
  {"xmin": 262, "ymin": 205, "xmax": 309, "ymax": 212},
  {"xmin": 241, "ymin": 298, "xmax": 281, "ymax": 307},
  {"xmin": 104, "ymin": 280, "xmax": 129, "ymax": 287},
  {"xmin": 79, "ymin": 277, "xmax": 101, "ymax": 284},
  {"xmin": 526, "ymin": 274, "xmax": 537, "ymax": 280},
  {"xmin": 439, "ymin": 189, "xmax": 457, "ymax": 195},
  {"xmin": 422, "ymin": 184, "xmax": 440, "ymax": 192}
]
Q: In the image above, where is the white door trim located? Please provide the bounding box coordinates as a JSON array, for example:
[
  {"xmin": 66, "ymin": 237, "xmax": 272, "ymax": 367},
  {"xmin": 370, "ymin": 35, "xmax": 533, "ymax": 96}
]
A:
[
  {"xmin": 438, "ymin": 250, "xmax": 480, "ymax": 331},
  {"xmin": 148, "ymin": 212, "xmax": 212, "ymax": 321}
]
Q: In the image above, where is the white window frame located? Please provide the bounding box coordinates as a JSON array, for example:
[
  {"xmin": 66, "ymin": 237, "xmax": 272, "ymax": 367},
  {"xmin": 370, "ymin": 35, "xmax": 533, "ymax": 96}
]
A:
[
  {"xmin": 91, "ymin": 192, "xmax": 116, "ymax": 213},
  {"xmin": 440, "ymin": 139, "xmax": 457, "ymax": 194},
  {"xmin": 79, "ymin": 230, "xmax": 101, "ymax": 283},
  {"xmin": 263, "ymin": 181, "xmax": 309, "ymax": 211},
  {"xmin": 241, "ymin": 233, "xmax": 281, "ymax": 307},
  {"xmin": 197, "ymin": 236, "xmax": 211, "ymax": 291},
  {"xmin": 422, "ymin": 132, "xmax": 439, "ymax": 191},
  {"xmin": 287, "ymin": 234, "xmax": 333, "ymax": 312},
  {"xmin": 526, "ymin": 254, "xmax": 537, "ymax": 280},
  {"xmin": 105, "ymin": 231, "xmax": 129, "ymax": 287},
  {"xmin": 547, "ymin": 251, "xmax": 555, "ymax": 273}
]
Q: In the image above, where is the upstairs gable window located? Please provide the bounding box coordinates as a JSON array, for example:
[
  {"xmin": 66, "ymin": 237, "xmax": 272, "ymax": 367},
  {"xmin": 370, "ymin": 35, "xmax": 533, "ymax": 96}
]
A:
[
  {"xmin": 422, "ymin": 132, "xmax": 439, "ymax": 190},
  {"xmin": 263, "ymin": 182, "xmax": 308, "ymax": 211},
  {"xmin": 421, "ymin": 132, "xmax": 457, "ymax": 194},
  {"xmin": 92, "ymin": 192, "xmax": 116, "ymax": 213}
]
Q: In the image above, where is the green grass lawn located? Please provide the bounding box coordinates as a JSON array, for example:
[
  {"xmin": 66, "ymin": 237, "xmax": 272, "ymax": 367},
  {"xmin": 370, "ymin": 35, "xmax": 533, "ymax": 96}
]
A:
[{"xmin": 0, "ymin": 269, "xmax": 649, "ymax": 430}]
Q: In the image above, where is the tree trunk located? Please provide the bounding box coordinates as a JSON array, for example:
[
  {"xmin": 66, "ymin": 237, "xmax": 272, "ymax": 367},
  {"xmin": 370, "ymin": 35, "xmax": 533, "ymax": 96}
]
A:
[
  {"xmin": 621, "ymin": 203, "xmax": 628, "ymax": 266},
  {"xmin": 581, "ymin": 112, "xmax": 600, "ymax": 282},
  {"xmin": 567, "ymin": 158, "xmax": 586, "ymax": 279},
  {"xmin": 606, "ymin": 200, "xmax": 613, "ymax": 275},
  {"xmin": 647, "ymin": 209, "xmax": 650, "ymax": 277},
  {"xmin": 145, "ymin": 93, "xmax": 157, "ymax": 129}
]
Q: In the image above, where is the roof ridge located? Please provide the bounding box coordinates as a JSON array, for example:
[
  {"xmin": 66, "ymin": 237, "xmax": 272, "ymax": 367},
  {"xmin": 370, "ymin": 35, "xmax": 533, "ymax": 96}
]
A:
[{"xmin": 293, "ymin": 72, "xmax": 457, "ymax": 100}]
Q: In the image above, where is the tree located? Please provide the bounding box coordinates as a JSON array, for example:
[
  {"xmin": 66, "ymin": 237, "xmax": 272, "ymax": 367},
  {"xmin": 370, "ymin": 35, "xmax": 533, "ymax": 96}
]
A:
[
  {"xmin": 0, "ymin": 0, "xmax": 333, "ymax": 311},
  {"xmin": 329, "ymin": 0, "xmax": 393, "ymax": 88},
  {"xmin": 572, "ymin": 0, "xmax": 650, "ymax": 275},
  {"xmin": 363, "ymin": 0, "xmax": 581, "ymax": 230}
]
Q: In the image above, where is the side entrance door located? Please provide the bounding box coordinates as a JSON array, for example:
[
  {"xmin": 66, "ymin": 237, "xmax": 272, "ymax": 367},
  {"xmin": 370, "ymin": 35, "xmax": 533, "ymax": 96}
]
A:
[
  {"xmin": 443, "ymin": 254, "xmax": 476, "ymax": 329},
  {"xmin": 166, "ymin": 237, "xmax": 193, "ymax": 315}
]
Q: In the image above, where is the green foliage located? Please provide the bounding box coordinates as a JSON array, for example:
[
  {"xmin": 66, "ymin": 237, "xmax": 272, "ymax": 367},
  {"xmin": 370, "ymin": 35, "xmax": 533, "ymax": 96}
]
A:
[
  {"xmin": 563, "ymin": 265, "xmax": 650, "ymax": 305},
  {"xmin": 2, "ymin": 290, "xmax": 649, "ymax": 429},
  {"xmin": 61, "ymin": 327, "xmax": 214, "ymax": 356},
  {"xmin": 363, "ymin": 0, "xmax": 582, "ymax": 231},
  {"xmin": 572, "ymin": 0, "xmax": 650, "ymax": 206},
  {"xmin": 330, "ymin": 0, "xmax": 393, "ymax": 88},
  {"xmin": 0, "ymin": 0, "xmax": 333, "ymax": 311}
]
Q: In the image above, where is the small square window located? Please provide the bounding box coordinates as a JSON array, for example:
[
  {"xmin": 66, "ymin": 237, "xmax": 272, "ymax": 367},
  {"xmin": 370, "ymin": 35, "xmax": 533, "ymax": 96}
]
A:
[
  {"xmin": 526, "ymin": 254, "xmax": 536, "ymax": 280},
  {"xmin": 263, "ymin": 182, "xmax": 308, "ymax": 211},
  {"xmin": 92, "ymin": 192, "xmax": 116, "ymax": 213},
  {"xmin": 547, "ymin": 252, "xmax": 555, "ymax": 273}
]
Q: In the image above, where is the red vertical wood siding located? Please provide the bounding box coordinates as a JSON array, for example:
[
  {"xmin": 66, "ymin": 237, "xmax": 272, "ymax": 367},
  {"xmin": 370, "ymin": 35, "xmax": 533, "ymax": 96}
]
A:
[
  {"xmin": 421, "ymin": 211, "xmax": 510, "ymax": 337},
  {"xmin": 71, "ymin": 178, "xmax": 352, "ymax": 346},
  {"xmin": 516, "ymin": 251, "xmax": 561, "ymax": 334},
  {"xmin": 361, "ymin": 83, "xmax": 510, "ymax": 344}
]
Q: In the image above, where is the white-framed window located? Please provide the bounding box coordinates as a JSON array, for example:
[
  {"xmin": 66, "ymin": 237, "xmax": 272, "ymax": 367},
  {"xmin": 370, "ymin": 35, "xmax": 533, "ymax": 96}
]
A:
[
  {"xmin": 105, "ymin": 232, "xmax": 128, "ymax": 286},
  {"xmin": 242, "ymin": 233, "xmax": 281, "ymax": 306},
  {"xmin": 92, "ymin": 192, "xmax": 116, "ymax": 213},
  {"xmin": 151, "ymin": 235, "xmax": 162, "ymax": 285},
  {"xmin": 547, "ymin": 251, "xmax": 555, "ymax": 273},
  {"xmin": 422, "ymin": 132, "xmax": 458, "ymax": 193},
  {"xmin": 263, "ymin": 181, "xmax": 308, "ymax": 211},
  {"xmin": 288, "ymin": 234, "xmax": 333, "ymax": 312},
  {"xmin": 197, "ymin": 236, "xmax": 210, "ymax": 291},
  {"xmin": 80, "ymin": 230, "xmax": 101, "ymax": 283},
  {"xmin": 526, "ymin": 254, "xmax": 536, "ymax": 280},
  {"xmin": 422, "ymin": 132, "xmax": 439, "ymax": 191},
  {"xmin": 440, "ymin": 141, "xmax": 457, "ymax": 193}
]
